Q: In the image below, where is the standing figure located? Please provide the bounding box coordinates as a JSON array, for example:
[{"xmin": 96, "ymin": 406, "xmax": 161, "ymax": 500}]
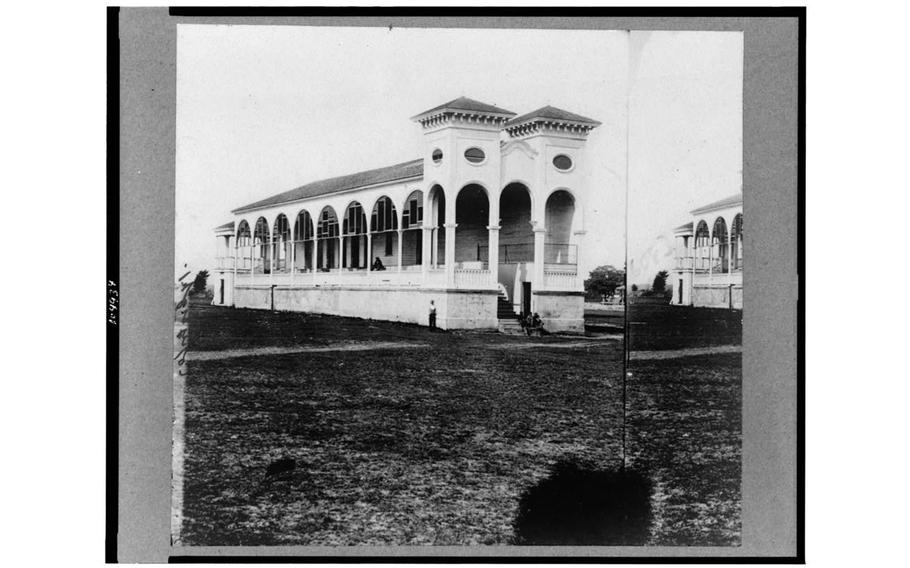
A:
[{"xmin": 428, "ymin": 300, "xmax": 437, "ymax": 329}]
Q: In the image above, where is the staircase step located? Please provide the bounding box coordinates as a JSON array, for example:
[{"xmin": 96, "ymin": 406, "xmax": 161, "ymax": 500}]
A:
[
  {"xmin": 496, "ymin": 294, "xmax": 521, "ymax": 333},
  {"xmin": 497, "ymin": 318, "xmax": 525, "ymax": 335}
]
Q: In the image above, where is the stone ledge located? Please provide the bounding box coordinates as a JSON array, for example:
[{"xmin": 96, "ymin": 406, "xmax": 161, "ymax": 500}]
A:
[{"xmin": 532, "ymin": 290, "xmax": 586, "ymax": 297}]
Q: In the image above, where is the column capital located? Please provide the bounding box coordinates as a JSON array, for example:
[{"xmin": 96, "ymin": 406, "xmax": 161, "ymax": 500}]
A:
[
  {"xmin": 443, "ymin": 223, "xmax": 458, "ymax": 229},
  {"xmin": 486, "ymin": 225, "xmax": 501, "ymax": 231},
  {"xmin": 532, "ymin": 227, "xmax": 548, "ymax": 234}
]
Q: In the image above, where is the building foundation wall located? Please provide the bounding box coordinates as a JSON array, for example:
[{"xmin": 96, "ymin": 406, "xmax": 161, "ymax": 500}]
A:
[
  {"xmin": 211, "ymin": 270, "xmax": 235, "ymax": 306},
  {"xmin": 233, "ymin": 284, "xmax": 272, "ymax": 310},
  {"xmin": 692, "ymin": 284, "xmax": 743, "ymax": 309},
  {"xmin": 532, "ymin": 291, "xmax": 585, "ymax": 334},
  {"xmin": 233, "ymin": 284, "xmax": 498, "ymax": 330}
]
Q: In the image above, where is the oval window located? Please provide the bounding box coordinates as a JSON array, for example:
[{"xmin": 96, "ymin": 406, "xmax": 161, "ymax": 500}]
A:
[
  {"xmin": 464, "ymin": 147, "xmax": 486, "ymax": 164},
  {"xmin": 553, "ymin": 154, "xmax": 573, "ymax": 171},
  {"xmin": 431, "ymin": 148, "xmax": 443, "ymax": 164}
]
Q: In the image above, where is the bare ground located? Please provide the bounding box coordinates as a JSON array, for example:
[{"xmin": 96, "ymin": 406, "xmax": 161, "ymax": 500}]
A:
[{"xmin": 178, "ymin": 299, "xmax": 740, "ymax": 546}]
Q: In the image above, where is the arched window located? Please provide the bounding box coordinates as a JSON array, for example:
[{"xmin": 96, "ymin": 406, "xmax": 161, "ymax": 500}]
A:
[
  {"xmin": 544, "ymin": 190, "xmax": 576, "ymax": 265},
  {"xmin": 236, "ymin": 220, "xmax": 251, "ymax": 243},
  {"xmin": 456, "ymin": 184, "xmax": 490, "ymax": 266},
  {"xmin": 428, "ymin": 185, "xmax": 446, "ymax": 266},
  {"xmin": 236, "ymin": 220, "xmax": 252, "ymax": 271},
  {"xmin": 712, "ymin": 217, "xmax": 729, "ymax": 274},
  {"xmin": 498, "ymin": 183, "xmax": 533, "ymax": 264},
  {"xmin": 402, "ymin": 191, "xmax": 423, "ymax": 229},
  {"xmin": 401, "ymin": 190, "xmax": 424, "ymax": 267},
  {"xmin": 316, "ymin": 207, "xmax": 339, "ymax": 270},
  {"xmin": 293, "ymin": 210, "xmax": 314, "ymax": 273},
  {"xmin": 695, "ymin": 221, "xmax": 710, "ymax": 272},
  {"xmin": 317, "ymin": 208, "xmax": 338, "ymax": 239},
  {"xmin": 370, "ymin": 196, "xmax": 398, "ymax": 233},
  {"xmin": 732, "ymin": 213, "xmax": 743, "ymax": 271},
  {"xmin": 294, "ymin": 210, "xmax": 314, "ymax": 241},
  {"xmin": 272, "ymin": 214, "xmax": 291, "ymax": 273},
  {"xmin": 370, "ymin": 196, "xmax": 398, "ymax": 262},
  {"xmin": 342, "ymin": 202, "xmax": 368, "ymax": 269},
  {"xmin": 253, "ymin": 217, "xmax": 270, "ymax": 274}
]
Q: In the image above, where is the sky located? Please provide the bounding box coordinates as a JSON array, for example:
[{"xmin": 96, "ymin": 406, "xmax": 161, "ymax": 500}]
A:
[
  {"xmin": 627, "ymin": 31, "xmax": 743, "ymax": 286},
  {"xmin": 175, "ymin": 25, "xmax": 741, "ymax": 284}
]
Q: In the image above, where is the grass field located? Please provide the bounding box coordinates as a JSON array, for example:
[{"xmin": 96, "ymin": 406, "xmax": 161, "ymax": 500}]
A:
[
  {"xmin": 179, "ymin": 298, "xmax": 740, "ymax": 546},
  {"xmin": 627, "ymin": 301, "xmax": 743, "ymax": 351}
]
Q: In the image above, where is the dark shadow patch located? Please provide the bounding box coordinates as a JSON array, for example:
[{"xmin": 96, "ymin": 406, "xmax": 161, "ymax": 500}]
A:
[{"xmin": 513, "ymin": 460, "xmax": 652, "ymax": 545}]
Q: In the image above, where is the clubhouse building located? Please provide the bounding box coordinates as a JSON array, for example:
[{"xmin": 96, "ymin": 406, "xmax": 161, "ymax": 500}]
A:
[
  {"xmin": 670, "ymin": 193, "xmax": 743, "ymax": 309},
  {"xmin": 212, "ymin": 97, "xmax": 602, "ymax": 332}
]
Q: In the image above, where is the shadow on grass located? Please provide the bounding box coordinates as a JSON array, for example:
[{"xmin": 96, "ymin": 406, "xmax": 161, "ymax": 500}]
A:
[{"xmin": 512, "ymin": 460, "xmax": 652, "ymax": 545}]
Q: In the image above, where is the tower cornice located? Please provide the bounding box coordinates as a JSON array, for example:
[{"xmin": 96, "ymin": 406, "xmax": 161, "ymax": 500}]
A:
[{"xmin": 411, "ymin": 96, "xmax": 516, "ymax": 131}]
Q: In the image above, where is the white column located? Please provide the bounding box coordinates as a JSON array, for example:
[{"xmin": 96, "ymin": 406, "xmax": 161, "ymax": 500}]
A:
[
  {"xmin": 487, "ymin": 191, "xmax": 500, "ymax": 285},
  {"xmin": 336, "ymin": 236, "xmax": 342, "ymax": 270},
  {"xmin": 366, "ymin": 233, "xmax": 372, "ymax": 270},
  {"xmin": 727, "ymin": 228, "xmax": 733, "ymax": 274},
  {"xmin": 690, "ymin": 235, "xmax": 696, "ymax": 305},
  {"xmin": 573, "ymin": 230, "xmax": 586, "ymax": 291},
  {"xmin": 397, "ymin": 228, "xmax": 404, "ymax": 272},
  {"xmin": 340, "ymin": 236, "xmax": 346, "ymax": 269},
  {"xmin": 487, "ymin": 225, "xmax": 500, "ymax": 284},
  {"xmin": 290, "ymin": 237, "xmax": 295, "ymax": 282},
  {"xmin": 444, "ymin": 190, "xmax": 456, "ymax": 286},
  {"xmin": 231, "ymin": 237, "xmax": 237, "ymax": 306},
  {"xmin": 421, "ymin": 227, "xmax": 432, "ymax": 279},
  {"xmin": 444, "ymin": 223, "xmax": 457, "ymax": 287},
  {"xmin": 708, "ymin": 230, "xmax": 714, "ymax": 288},
  {"xmin": 269, "ymin": 236, "xmax": 275, "ymax": 285},
  {"xmin": 533, "ymin": 226, "xmax": 546, "ymax": 291}
]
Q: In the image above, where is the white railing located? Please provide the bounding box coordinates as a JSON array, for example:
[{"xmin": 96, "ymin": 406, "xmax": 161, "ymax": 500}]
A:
[
  {"xmin": 214, "ymin": 257, "xmax": 235, "ymax": 270},
  {"xmin": 544, "ymin": 269, "xmax": 578, "ymax": 290},
  {"xmin": 234, "ymin": 257, "xmax": 252, "ymax": 271},
  {"xmin": 234, "ymin": 267, "xmax": 426, "ymax": 288},
  {"xmin": 454, "ymin": 268, "xmax": 492, "ymax": 289}
]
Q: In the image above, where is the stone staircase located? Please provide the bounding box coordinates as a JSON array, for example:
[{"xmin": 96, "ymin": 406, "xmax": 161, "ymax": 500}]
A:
[{"xmin": 497, "ymin": 294, "xmax": 524, "ymax": 335}]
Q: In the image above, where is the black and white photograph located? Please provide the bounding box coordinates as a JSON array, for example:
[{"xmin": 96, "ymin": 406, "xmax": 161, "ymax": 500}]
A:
[
  {"xmin": 31, "ymin": 2, "xmax": 910, "ymax": 566},
  {"xmin": 172, "ymin": 23, "xmax": 746, "ymax": 548}
]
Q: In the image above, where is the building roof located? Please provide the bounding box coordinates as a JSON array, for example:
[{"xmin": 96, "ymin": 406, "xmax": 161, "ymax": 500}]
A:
[
  {"xmin": 673, "ymin": 221, "xmax": 694, "ymax": 234},
  {"xmin": 690, "ymin": 192, "xmax": 743, "ymax": 215},
  {"xmin": 213, "ymin": 221, "xmax": 235, "ymax": 232},
  {"xmin": 505, "ymin": 105, "xmax": 602, "ymax": 128},
  {"xmin": 232, "ymin": 159, "xmax": 423, "ymax": 214},
  {"xmin": 411, "ymin": 96, "xmax": 516, "ymax": 120}
]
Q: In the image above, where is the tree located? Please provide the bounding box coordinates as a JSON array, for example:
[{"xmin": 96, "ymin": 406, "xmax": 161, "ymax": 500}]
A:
[
  {"xmin": 584, "ymin": 265, "xmax": 625, "ymax": 300},
  {"xmin": 651, "ymin": 270, "xmax": 669, "ymax": 293},
  {"xmin": 192, "ymin": 269, "xmax": 210, "ymax": 295}
]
